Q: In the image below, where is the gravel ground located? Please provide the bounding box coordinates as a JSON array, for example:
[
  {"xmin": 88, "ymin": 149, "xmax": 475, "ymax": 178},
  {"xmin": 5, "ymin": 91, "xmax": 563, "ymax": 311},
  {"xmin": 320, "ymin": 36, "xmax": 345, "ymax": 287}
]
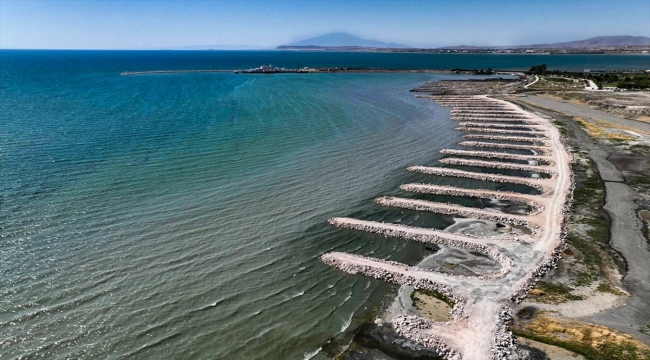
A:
[
  {"xmin": 520, "ymin": 95, "xmax": 650, "ymax": 134},
  {"xmin": 512, "ymin": 95, "xmax": 650, "ymax": 346}
]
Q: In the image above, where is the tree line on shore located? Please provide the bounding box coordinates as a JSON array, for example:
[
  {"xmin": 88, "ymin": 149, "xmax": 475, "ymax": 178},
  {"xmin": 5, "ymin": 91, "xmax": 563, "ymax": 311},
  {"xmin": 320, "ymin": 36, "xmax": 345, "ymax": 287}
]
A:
[{"xmin": 526, "ymin": 64, "xmax": 650, "ymax": 89}]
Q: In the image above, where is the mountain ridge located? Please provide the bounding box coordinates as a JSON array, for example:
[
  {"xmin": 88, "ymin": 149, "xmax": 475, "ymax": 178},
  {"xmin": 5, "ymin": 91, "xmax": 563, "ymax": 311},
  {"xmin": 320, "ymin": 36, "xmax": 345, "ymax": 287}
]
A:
[
  {"xmin": 281, "ymin": 32, "xmax": 410, "ymax": 48},
  {"xmin": 438, "ymin": 35, "xmax": 650, "ymax": 49}
]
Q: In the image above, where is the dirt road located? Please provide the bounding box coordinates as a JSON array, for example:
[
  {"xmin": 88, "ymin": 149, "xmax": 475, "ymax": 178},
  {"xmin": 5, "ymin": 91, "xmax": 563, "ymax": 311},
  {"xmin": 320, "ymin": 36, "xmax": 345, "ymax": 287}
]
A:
[{"xmin": 519, "ymin": 95, "xmax": 650, "ymax": 133}]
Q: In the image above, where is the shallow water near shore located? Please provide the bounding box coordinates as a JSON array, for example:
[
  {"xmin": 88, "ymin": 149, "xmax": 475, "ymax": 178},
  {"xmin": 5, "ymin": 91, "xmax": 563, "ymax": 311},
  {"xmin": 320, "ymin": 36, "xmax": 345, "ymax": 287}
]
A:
[{"xmin": 1, "ymin": 52, "xmax": 471, "ymax": 360}]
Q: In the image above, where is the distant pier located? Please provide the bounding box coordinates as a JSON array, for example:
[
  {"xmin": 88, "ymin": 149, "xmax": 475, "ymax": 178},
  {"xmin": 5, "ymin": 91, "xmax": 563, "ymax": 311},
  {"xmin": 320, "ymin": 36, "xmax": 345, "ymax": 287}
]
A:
[
  {"xmin": 121, "ymin": 70, "xmax": 234, "ymax": 76},
  {"xmin": 120, "ymin": 68, "xmax": 521, "ymax": 76}
]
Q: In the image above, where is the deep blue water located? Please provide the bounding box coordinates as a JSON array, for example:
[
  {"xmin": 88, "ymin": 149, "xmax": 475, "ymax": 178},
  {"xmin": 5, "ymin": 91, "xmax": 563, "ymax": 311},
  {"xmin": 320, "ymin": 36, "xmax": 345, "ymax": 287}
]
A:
[
  {"xmin": 2, "ymin": 50, "xmax": 649, "ymax": 76},
  {"xmin": 0, "ymin": 50, "xmax": 645, "ymax": 359}
]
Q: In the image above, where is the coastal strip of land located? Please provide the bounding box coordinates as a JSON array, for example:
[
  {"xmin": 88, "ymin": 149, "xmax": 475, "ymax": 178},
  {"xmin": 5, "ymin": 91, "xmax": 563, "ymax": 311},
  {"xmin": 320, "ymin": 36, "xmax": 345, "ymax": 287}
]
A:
[
  {"xmin": 510, "ymin": 95, "xmax": 650, "ymax": 347},
  {"xmin": 328, "ymin": 75, "xmax": 650, "ymax": 360},
  {"xmin": 120, "ymin": 68, "xmax": 523, "ymax": 76},
  {"xmin": 322, "ymin": 92, "xmax": 573, "ymax": 360}
]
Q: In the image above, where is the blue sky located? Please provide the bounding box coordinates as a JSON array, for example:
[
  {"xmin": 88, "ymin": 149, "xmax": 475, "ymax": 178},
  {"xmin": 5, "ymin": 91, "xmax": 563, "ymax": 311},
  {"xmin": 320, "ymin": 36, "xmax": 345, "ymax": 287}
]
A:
[{"xmin": 1, "ymin": 0, "xmax": 649, "ymax": 49}]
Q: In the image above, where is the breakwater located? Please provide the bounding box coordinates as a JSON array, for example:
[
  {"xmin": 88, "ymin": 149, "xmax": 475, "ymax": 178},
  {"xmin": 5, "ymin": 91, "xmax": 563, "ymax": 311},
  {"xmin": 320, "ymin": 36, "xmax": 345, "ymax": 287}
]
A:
[
  {"xmin": 119, "ymin": 68, "xmax": 483, "ymax": 76},
  {"xmin": 437, "ymin": 158, "xmax": 557, "ymax": 175},
  {"xmin": 121, "ymin": 69, "xmax": 234, "ymax": 75},
  {"xmin": 462, "ymin": 134, "xmax": 549, "ymax": 144},
  {"xmin": 458, "ymin": 141, "xmax": 553, "ymax": 155},
  {"xmin": 408, "ymin": 166, "xmax": 553, "ymax": 194},
  {"xmin": 320, "ymin": 93, "xmax": 573, "ymax": 359},
  {"xmin": 457, "ymin": 122, "xmax": 544, "ymax": 129},
  {"xmin": 400, "ymin": 184, "xmax": 544, "ymax": 214},
  {"xmin": 439, "ymin": 149, "xmax": 552, "ymax": 162},
  {"xmin": 410, "ymin": 79, "xmax": 519, "ymax": 95},
  {"xmin": 375, "ymin": 196, "xmax": 534, "ymax": 231},
  {"xmin": 454, "ymin": 127, "xmax": 545, "ymax": 135}
]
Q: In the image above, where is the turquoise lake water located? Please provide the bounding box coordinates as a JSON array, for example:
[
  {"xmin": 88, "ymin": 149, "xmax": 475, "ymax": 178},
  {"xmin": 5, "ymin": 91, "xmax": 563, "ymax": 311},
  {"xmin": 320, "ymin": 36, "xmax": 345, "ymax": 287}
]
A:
[{"xmin": 1, "ymin": 51, "xmax": 646, "ymax": 359}]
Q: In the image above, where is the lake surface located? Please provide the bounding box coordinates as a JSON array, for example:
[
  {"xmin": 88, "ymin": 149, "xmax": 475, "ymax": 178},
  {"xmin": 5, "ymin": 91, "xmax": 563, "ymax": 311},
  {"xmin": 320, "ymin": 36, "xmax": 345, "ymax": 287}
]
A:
[{"xmin": 0, "ymin": 50, "xmax": 644, "ymax": 359}]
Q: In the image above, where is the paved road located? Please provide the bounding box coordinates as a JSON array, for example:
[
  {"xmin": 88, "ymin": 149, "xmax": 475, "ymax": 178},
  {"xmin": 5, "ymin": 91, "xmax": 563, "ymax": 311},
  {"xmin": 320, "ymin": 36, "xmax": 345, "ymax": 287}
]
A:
[
  {"xmin": 520, "ymin": 95, "xmax": 650, "ymax": 134},
  {"xmin": 586, "ymin": 182, "xmax": 650, "ymax": 344},
  {"xmin": 584, "ymin": 79, "xmax": 598, "ymax": 91},
  {"xmin": 524, "ymin": 76, "xmax": 539, "ymax": 89}
]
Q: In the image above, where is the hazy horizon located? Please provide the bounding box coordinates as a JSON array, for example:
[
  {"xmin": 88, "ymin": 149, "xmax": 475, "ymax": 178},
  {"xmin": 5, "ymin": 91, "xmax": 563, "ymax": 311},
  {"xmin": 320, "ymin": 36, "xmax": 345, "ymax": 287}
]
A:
[{"xmin": 1, "ymin": 0, "xmax": 650, "ymax": 50}]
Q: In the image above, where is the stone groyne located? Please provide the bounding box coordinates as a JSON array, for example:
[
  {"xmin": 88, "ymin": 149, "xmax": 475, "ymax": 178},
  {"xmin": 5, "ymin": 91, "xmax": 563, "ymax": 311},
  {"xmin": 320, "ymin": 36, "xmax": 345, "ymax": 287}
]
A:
[
  {"xmin": 462, "ymin": 134, "xmax": 549, "ymax": 144},
  {"xmin": 407, "ymin": 166, "xmax": 552, "ymax": 195},
  {"xmin": 375, "ymin": 196, "xmax": 534, "ymax": 231},
  {"xmin": 437, "ymin": 158, "xmax": 557, "ymax": 176},
  {"xmin": 410, "ymin": 79, "xmax": 520, "ymax": 95},
  {"xmin": 453, "ymin": 116, "xmax": 539, "ymax": 123},
  {"xmin": 320, "ymin": 94, "xmax": 572, "ymax": 359},
  {"xmin": 454, "ymin": 127, "xmax": 545, "ymax": 135},
  {"xmin": 439, "ymin": 148, "xmax": 552, "ymax": 163},
  {"xmin": 399, "ymin": 183, "xmax": 544, "ymax": 214},
  {"xmin": 456, "ymin": 122, "xmax": 544, "ymax": 129},
  {"xmin": 458, "ymin": 141, "xmax": 553, "ymax": 155}
]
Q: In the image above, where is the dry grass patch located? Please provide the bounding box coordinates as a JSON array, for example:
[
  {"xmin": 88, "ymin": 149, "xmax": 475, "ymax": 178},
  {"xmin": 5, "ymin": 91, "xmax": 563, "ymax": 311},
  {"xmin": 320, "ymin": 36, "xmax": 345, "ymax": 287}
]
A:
[
  {"xmin": 513, "ymin": 315, "xmax": 650, "ymax": 360},
  {"xmin": 575, "ymin": 117, "xmax": 638, "ymax": 141},
  {"xmin": 528, "ymin": 281, "xmax": 586, "ymax": 303},
  {"xmin": 410, "ymin": 290, "xmax": 453, "ymax": 322}
]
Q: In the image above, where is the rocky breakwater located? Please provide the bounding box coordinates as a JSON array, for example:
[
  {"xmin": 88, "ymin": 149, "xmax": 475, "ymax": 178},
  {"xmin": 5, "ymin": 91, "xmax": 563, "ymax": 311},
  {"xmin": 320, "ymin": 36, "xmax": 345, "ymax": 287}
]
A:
[
  {"xmin": 410, "ymin": 79, "xmax": 519, "ymax": 95},
  {"xmin": 457, "ymin": 141, "xmax": 552, "ymax": 155},
  {"xmin": 399, "ymin": 183, "xmax": 545, "ymax": 215},
  {"xmin": 462, "ymin": 134, "xmax": 550, "ymax": 144},
  {"xmin": 439, "ymin": 149, "xmax": 553, "ymax": 163},
  {"xmin": 454, "ymin": 127, "xmax": 545, "ymax": 136},
  {"xmin": 374, "ymin": 196, "xmax": 535, "ymax": 233},
  {"xmin": 437, "ymin": 158, "xmax": 557, "ymax": 176},
  {"xmin": 457, "ymin": 122, "xmax": 545, "ymax": 129},
  {"xmin": 320, "ymin": 94, "xmax": 572, "ymax": 359}
]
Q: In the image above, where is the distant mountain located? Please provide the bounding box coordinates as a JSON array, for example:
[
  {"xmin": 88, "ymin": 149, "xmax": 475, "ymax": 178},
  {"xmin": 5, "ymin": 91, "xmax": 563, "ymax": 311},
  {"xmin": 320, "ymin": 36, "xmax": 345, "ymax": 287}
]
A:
[
  {"xmin": 527, "ymin": 36, "xmax": 650, "ymax": 48},
  {"xmin": 280, "ymin": 32, "xmax": 410, "ymax": 48},
  {"xmin": 439, "ymin": 36, "xmax": 650, "ymax": 50}
]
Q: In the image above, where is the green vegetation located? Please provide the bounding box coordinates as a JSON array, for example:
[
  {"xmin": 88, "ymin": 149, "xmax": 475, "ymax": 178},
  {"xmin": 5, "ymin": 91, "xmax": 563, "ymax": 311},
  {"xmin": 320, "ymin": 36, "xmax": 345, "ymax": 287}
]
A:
[
  {"xmin": 574, "ymin": 271, "xmax": 599, "ymax": 287},
  {"xmin": 569, "ymin": 157, "xmax": 626, "ymax": 272},
  {"xmin": 410, "ymin": 289, "xmax": 455, "ymax": 308},
  {"xmin": 449, "ymin": 67, "xmax": 494, "ymax": 75},
  {"xmin": 552, "ymin": 119, "xmax": 569, "ymax": 136},
  {"xmin": 582, "ymin": 212, "xmax": 611, "ymax": 245},
  {"xmin": 616, "ymin": 76, "xmax": 650, "ymax": 90},
  {"xmin": 568, "ymin": 233, "xmax": 603, "ymax": 267},
  {"xmin": 628, "ymin": 177, "xmax": 650, "ymax": 191},
  {"xmin": 596, "ymin": 281, "xmax": 623, "ymax": 295},
  {"xmin": 536, "ymin": 281, "xmax": 585, "ymax": 302},
  {"xmin": 572, "ymin": 173, "xmax": 604, "ymax": 206},
  {"xmin": 525, "ymin": 67, "xmax": 650, "ymax": 89},
  {"xmin": 473, "ymin": 68, "xmax": 493, "ymax": 75},
  {"xmin": 512, "ymin": 329, "xmax": 650, "ymax": 360},
  {"xmin": 639, "ymin": 325, "xmax": 650, "ymax": 336},
  {"xmin": 527, "ymin": 64, "xmax": 547, "ymax": 75}
]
